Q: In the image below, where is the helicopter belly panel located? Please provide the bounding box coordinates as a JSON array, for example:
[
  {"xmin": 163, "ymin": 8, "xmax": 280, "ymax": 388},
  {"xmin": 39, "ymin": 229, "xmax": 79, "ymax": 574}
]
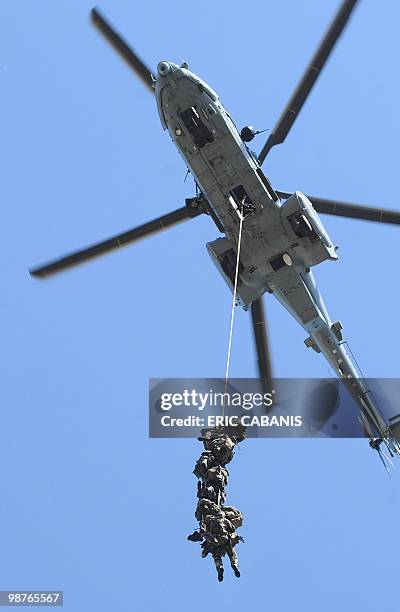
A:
[
  {"xmin": 206, "ymin": 237, "xmax": 268, "ymax": 309},
  {"xmin": 156, "ymin": 69, "xmax": 280, "ymax": 241},
  {"xmin": 269, "ymin": 267, "xmax": 322, "ymax": 325}
]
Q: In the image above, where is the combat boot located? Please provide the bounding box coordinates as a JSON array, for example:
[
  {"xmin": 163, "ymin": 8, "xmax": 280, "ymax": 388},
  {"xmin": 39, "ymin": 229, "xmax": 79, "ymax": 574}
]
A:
[
  {"xmin": 232, "ymin": 565, "xmax": 240, "ymax": 578},
  {"xmin": 187, "ymin": 531, "xmax": 203, "ymax": 542}
]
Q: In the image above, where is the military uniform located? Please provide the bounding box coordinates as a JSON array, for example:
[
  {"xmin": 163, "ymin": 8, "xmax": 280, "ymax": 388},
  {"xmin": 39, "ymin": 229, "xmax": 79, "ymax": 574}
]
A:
[
  {"xmin": 197, "ymin": 481, "xmax": 226, "ymax": 505},
  {"xmin": 195, "ymin": 499, "xmax": 220, "ymax": 522},
  {"xmin": 201, "ymin": 532, "xmax": 241, "ymax": 581},
  {"xmin": 205, "ymin": 466, "xmax": 229, "ymax": 489},
  {"xmin": 202, "ymin": 433, "xmax": 235, "ymax": 466},
  {"xmin": 193, "ymin": 451, "xmax": 216, "ymax": 479},
  {"xmin": 189, "ymin": 427, "xmax": 244, "ymax": 580},
  {"xmin": 222, "ymin": 505, "xmax": 243, "ymax": 529}
]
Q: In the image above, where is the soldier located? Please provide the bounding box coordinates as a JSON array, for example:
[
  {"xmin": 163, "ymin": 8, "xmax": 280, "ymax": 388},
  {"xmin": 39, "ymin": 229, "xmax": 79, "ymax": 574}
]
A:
[
  {"xmin": 203, "ymin": 510, "xmax": 235, "ymax": 537},
  {"xmin": 194, "ymin": 498, "xmax": 220, "ymax": 522},
  {"xmin": 188, "ymin": 505, "xmax": 229, "ymax": 543},
  {"xmin": 193, "ymin": 450, "xmax": 216, "ymax": 479},
  {"xmin": 222, "ymin": 505, "xmax": 244, "ymax": 529},
  {"xmin": 190, "ymin": 426, "xmax": 245, "ymax": 579},
  {"xmin": 220, "ymin": 423, "xmax": 246, "ymax": 445},
  {"xmin": 201, "ymin": 533, "xmax": 241, "ymax": 581},
  {"xmin": 204, "ymin": 465, "xmax": 229, "ymax": 490},
  {"xmin": 206, "ymin": 433, "xmax": 236, "ymax": 466},
  {"xmin": 189, "ymin": 506, "xmax": 234, "ymax": 546},
  {"xmin": 203, "ymin": 511, "xmax": 241, "ymax": 580},
  {"xmin": 198, "ymin": 426, "xmax": 245, "ymax": 464},
  {"xmin": 197, "ymin": 481, "xmax": 226, "ymax": 505}
]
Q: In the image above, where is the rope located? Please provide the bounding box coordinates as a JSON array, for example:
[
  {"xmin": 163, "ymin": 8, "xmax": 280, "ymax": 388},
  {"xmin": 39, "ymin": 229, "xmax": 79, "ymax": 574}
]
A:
[{"xmin": 224, "ymin": 212, "xmax": 244, "ymax": 405}]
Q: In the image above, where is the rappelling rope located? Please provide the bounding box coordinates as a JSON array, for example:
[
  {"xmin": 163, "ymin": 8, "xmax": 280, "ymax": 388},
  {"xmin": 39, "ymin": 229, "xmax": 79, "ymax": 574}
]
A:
[{"xmin": 224, "ymin": 211, "xmax": 244, "ymax": 409}]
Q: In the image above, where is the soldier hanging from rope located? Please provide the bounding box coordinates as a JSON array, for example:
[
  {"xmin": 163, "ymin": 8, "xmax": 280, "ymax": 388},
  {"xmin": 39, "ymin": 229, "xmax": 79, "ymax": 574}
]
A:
[{"xmin": 187, "ymin": 425, "xmax": 245, "ymax": 581}]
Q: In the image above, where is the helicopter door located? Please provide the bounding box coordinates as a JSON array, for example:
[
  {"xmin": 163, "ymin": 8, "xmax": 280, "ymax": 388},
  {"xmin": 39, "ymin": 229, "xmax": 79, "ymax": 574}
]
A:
[
  {"xmin": 179, "ymin": 107, "xmax": 214, "ymax": 149},
  {"xmin": 228, "ymin": 185, "xmax": 256, "ymax": 217}
]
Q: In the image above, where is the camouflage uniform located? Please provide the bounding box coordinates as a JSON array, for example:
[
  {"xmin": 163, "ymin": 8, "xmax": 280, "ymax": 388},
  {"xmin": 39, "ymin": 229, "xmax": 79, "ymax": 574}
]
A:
[
  {"xmin": 193, "ymin": 451, "xmax": 216, "ymax": 479},
  {"xmin": 189, "ymin": 427, "xmax": 244, "ymax": 580},
  {"xmin": 203, "ymin": 512, "xmax": 235, "ymax": 537},
  {"xmin": 222, "ymin": 505, "xmax": 244, "ymax": 529},
  {"xmin": 201, "ymin": 532, "xmax": 241, "ymax": 581},
  {"xmin": 205, "ymin": 466, "xmax": 229, "ymax": 489},
  {"xmin": 195, "ymin": 499, "xmax": 220, "ymax": 522},
  {"xmin": 202, "ymin": 433, "xmax": 235, "ymax": 466},
  {"xmin": 197, "ymin": 480, "xmax": 226, "ymax": 505}
]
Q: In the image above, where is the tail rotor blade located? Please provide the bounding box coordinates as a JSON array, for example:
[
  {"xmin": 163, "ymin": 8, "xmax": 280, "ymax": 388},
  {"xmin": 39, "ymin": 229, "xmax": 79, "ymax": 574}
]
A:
[{"xmin": 91, "ymin": 7, "xmax": 155, "ymax": 93}]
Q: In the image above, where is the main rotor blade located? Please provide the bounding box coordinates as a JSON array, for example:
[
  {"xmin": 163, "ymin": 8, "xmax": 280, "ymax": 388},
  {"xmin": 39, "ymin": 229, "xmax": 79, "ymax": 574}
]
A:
[
  {"xmin": 276, "ymin": 191, "xmax": 400, "ymax": 225},
  {"xmin": 258, "ymin": 0, "xmax": 358, "ymax": 164},
  {"xmin": 30, "ymin": 207, "xmax": 200, "ymax": 279},
  {"xmin": 91, "ymin": 7, "xmax": 155, "ymax": 93},
  {"xmin": 250, "ymin": 298, "xmax": 273, "ymax": 391}
]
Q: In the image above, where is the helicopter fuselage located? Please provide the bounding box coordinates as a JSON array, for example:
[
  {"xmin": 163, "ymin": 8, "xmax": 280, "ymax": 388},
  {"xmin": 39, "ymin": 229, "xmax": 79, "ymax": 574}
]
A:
[{"xmin": 155, "ymin": 60, "xmax": 394, "ymax": 447}]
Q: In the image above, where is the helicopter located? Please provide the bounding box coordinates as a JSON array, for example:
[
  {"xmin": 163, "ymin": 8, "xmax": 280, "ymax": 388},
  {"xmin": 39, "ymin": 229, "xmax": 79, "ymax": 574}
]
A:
[{"xmin": 30, "ymin": 0, "xmax": 400, "ymax": 465}]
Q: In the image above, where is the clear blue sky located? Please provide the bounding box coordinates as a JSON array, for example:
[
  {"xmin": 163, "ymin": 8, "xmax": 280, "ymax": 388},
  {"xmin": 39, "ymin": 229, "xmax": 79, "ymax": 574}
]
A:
[{"xmin": 2, "ymin": 1, "xmax": 400, "ymax": 610}]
